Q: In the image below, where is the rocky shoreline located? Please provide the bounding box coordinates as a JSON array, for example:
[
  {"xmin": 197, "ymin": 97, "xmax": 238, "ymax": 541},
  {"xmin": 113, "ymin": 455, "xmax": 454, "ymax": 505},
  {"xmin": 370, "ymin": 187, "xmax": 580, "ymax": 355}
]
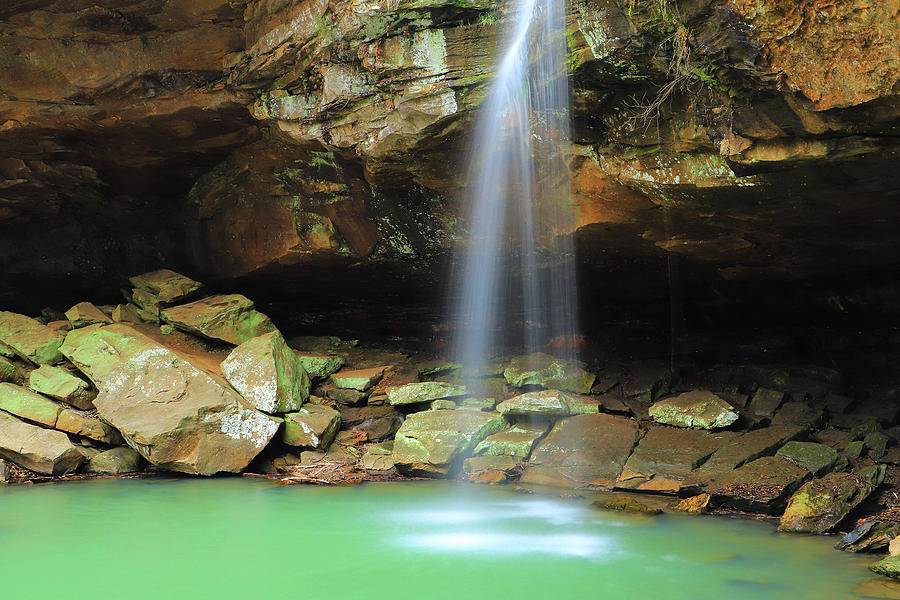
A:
[{"xmin": 2, "ymin": 268, "xmax": 900, "ymax": 592}]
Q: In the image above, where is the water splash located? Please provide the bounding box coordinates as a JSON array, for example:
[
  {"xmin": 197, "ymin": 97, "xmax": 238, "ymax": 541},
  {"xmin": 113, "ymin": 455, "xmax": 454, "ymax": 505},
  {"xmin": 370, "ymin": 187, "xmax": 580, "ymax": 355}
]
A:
[{"xmin": 450, "ymin": 0, "xmax": 578, "ymax": 373}]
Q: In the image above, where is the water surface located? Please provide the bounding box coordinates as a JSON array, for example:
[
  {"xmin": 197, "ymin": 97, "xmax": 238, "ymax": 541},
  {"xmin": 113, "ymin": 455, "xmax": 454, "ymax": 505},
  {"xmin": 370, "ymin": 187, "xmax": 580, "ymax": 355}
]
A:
[{"xmin": 0, "ymin": 479, "xmax": 877, "ymax": 599}]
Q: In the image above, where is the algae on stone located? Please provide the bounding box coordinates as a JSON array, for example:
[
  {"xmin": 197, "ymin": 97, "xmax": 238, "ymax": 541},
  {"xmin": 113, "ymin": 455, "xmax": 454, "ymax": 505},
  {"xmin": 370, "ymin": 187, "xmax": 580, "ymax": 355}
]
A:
[
  {"xmin": 129, "ymin": 269, "xmax": 203, "ymax": 304},
  {"xmin": 282, "ymin": 405, "xmax": 341, "ymax": 449},
  {"xmin": 779, "ymin": 465, "xmax": 886, "ymax": 533},
  {"xmin": 648, "ymin": 390, "xmax": 738, "ymax": 429},
  {"xmin": 161, "ymin": 294, "xmax": 276, "ymax": 346},
  {"xmin": 87, "ymin": 447, "xmax": 143, "ymax": 474},
  {"xmin": 65, "ymin": 302, "xmax": 112, "ymax": 328},
  {"xmin": 775, "ymin": 441, "xmax": 848, "ymax": 475},
  {"xmin": 497, "ymin": 389, "xmax": 598, "ymax": 416},
  {"xmin": 332, "ymin": 366, "xmax": 387, "ymax": 391},
  {"xmin": 0, "ymin": 311, "xmax": 66, "ymax": 364},
  {"xmin": 221, "ymin": 331, "xmax": 310, "ymax": 414},
  {"xmin": 392, "ymin": 410, "xmax": 505, "ymax": 476},
  {"xmin": 388, "ymin": 381, "xmax": 466, "ymax": 405},
  {"xmin": 503, "ymin": 352, "xmax": 595, "ymax": 394},
  {"xmin": 296, "ymin": 354, "xmax": 344, "ymax": 380},
  {"xmin": 0, "ymin": 356, "xmax": 23, "ymax": 385},
  {"xmin": 28, "ymin": 365, "xmax": 95, "ymax": 410},
  {"xmin": 0, "ymin": 411, "xmax": 84, "ymax": 475}
]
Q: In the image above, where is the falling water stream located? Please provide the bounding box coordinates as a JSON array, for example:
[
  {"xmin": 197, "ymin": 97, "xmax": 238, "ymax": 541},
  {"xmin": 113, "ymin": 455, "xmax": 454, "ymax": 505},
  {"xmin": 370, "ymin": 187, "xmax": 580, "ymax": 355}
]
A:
[{"xmin": 451, "ymin": 0, "xmax": 578, "ymax": 373}]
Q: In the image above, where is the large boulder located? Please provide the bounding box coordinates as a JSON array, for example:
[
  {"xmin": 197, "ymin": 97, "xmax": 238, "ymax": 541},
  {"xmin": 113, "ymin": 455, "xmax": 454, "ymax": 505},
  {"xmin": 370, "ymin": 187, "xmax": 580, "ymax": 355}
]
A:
[
  {"xmin": 87, "ymin": 447, "xmax": 143, "ymax": 474},
  {"xmin": 648, "ymin": 390, "xmax": 739, "ymax": 429},
  {"xmin": 282, "ymin": 405, "xmax": 341, "ymax": 449},
  {"xmin": 160, "ymin": 294, "xmax": 276, "ymax": 346},
  {"xmin": 387, "ymin": 381, "xmax": 466, "ymax": 406},
  {"xmin": 221, "ymin": 331, "xmax": 309, "ymax": 413},
  {"xmin": 28, "ymin": 365, "xmax": 96, "ymax": 410},
  {"xmin": 0, "ymin": 411, "xmax": 84, "ymax": 475},
  {"xmin": 503, "ymin": 353, "xmax": 595, "ymax": 394},
  {"xmin": 60, "ymin": 324, "xmax": 280, "ymax": 475},
  {"xmin": 496, "ymin": 389, "xmax": 597, "ymax": 417},
  {"xmin": 392, "ymin": 410, "xmax": 505, "ymax": 477},
  {"xmin": 617, "ymin": 426, "xmax": 735, "ymax": 493},
  {"xmin": 0, "ymin": 311, "xmax": 66, "ymax": 364},
  {"xmin": 521, "ymin": 413, "xmax": 641, "ymax": 489},
  {"xmin": 779, "ymin": 465, "xmax": 886, "ymax": 533}
]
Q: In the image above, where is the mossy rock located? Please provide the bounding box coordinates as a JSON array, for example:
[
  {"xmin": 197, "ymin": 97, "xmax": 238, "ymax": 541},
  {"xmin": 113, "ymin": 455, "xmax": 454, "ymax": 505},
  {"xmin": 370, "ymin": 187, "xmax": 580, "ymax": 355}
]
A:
[
  {"xmin": 0, "ymin": 311, "xmax": 66, "ymax": 365},
  {"xmin": 648, "ymin": 390, "xmax": 738, "ymax": 429},
  {"xmin": 776, "ymin": 441, "xmax": 848, "ymax": 475},
  {"xmin": 503, "ymin": 352, "xmax": 595, "ymax": 394},
  {"xmin": 221, "ymin": 331, "xmax": 310, "ymax": 414},
  {"xmin": 388, "ymin": 381, "xmax": 467, "ymax": 406}
]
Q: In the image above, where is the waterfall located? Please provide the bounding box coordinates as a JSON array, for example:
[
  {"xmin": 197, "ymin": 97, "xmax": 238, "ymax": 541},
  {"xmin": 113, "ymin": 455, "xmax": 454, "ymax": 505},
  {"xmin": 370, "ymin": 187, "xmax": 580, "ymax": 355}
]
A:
[{"xmin": 450, "ymin": 0, "xmax": 578, "ymax": 377}]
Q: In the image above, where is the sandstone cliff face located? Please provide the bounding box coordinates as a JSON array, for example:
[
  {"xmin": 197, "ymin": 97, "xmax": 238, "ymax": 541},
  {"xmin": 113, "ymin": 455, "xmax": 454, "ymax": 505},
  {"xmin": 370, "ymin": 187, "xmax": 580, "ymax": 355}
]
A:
[{"xmin": 0, "ymin": 0, "xmax": 897, "ymax": 326}]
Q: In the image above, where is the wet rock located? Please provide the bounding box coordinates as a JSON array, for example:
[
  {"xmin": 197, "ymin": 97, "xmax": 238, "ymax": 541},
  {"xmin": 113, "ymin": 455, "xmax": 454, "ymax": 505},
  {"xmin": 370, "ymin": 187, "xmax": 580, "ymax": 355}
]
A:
[
  {"xmin": 61, "ymin": 324, "xmax": 279, "ymax": 475},
  {"xmin": 779, "ymin": 465, "xmax": 886, "ymax": 533},
  {"xmin": 430, "ymin": 399, "xmax": 457, "ymax": 410},
  {"xmin": 617, "ymin": 426, "xmax": 734, "ymax": 494},
  {"xmin": 221, "ymin": 331, "xmax": 309, "ymax": 414},
  {"xmin": 692, "ymin": 425, "xmax": 806, "ymax": 483},
  {"xmin": 65, "ymin": 302, "xmax": 112, "ymax": 329},
  {"xmin": 0, "ymin": 311, "xmax": 66, "ymax": 364},
  {"xmin": 332, "ymin": 366, "xmax": 387, "ymax": 391},
  {"xmin": 648, "ymin": 390, "xmax": 739, "ymax": 429},
  {"xmin": 87, "ymin": 447, "xmax": 143, "ymax": 474},
  {"xmin": 388, "ymin": 381, "xmax": 466, "ymax": 406},
  {"xmin": 0, "ymin": 356, "xmax": 23, "ymax": 385},
  {"xmin": 460, "ymin": 455, "xmax": 521, "ymax": 484},
  {"xmin": 392, "ymin": 410, "xmax": 505, "ymax": 477},
  {"xmin": 771, "ymin": 402, "xmax": 826, "ymax": 429},
  {"xmin": 496, "ymin": 389, "xmax": 597, "ymax": 417},
  {"xmin": 28, "ymin": 365, "xmax": 95, "ymax": 410},
  {"xmin": 775, "ymin": 441, "xmax": 848, "ymax": 475},
  {"xmin": 836, "ymin": 521, "xmax": 900, "ymax": 553},
  {"xmin": 592, "ymin": 492, "xmax": 663, "ymax": 515},
  {"xmin": 746, "ymin": 387, "xmax": 785, "ymax": 421},
  {"xmin": 0, "ymin": 411, "xmax": 84, "ymax": 475},
  {"xmin": 673, "ymin": 493, "xmax": 712, "ymax": 514},
  {"xmin": 129, "ymin": 269, "xmax": 203, "ymax": 305},
  {"xmin": 456, "ymin": 397, "xmax": 498, "ymax": 412},
  {"xmin": 161, "ymin": 294, "xmax": 276, "ymax": 346},
  {"xmin": 473, "ymin": 421, "xmax": 548, "ymax": 459},
  {"xmin": 872, "ymin": 556, "xmax": 900, "ymax": 580},
  {"xmin": 296, "ymin": 354, "xmax": 344, "ymax": 380},
  {"xmin": 708, "ymin": 456, "xmax": 812, "ymax": 513},
  {"xmin": 503, "ymin": 353, "xmax": 595, "ymax": 394},
  {"xmin": 282, "ymin": 405, "xmax": 341, "ymax": 450},
  {"xmin": 521, "ymin": 413, "xmax": 641, "ymax": 489}
]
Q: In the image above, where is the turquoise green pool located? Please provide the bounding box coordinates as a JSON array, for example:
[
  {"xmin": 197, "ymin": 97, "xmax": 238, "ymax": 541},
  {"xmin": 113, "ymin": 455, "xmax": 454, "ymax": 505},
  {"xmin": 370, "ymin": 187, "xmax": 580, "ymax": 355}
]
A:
[{"xmin": 0, "ymin": 479, "xmax": 880, "ymax": 599}]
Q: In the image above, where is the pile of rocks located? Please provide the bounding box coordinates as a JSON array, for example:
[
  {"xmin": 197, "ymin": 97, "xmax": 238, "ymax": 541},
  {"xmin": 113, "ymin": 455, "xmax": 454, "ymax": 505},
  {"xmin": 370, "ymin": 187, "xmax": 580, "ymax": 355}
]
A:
[{"xmin": 3, "ymin": 269, "xmax": 900, "ymax": 583}]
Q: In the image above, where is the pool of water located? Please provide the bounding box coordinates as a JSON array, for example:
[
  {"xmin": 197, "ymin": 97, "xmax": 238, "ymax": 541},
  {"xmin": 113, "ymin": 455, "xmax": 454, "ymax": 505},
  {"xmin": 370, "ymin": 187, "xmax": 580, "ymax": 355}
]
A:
[{"xmin": 0, "ymin": 479, "xmax": 879, "ymax": 599}]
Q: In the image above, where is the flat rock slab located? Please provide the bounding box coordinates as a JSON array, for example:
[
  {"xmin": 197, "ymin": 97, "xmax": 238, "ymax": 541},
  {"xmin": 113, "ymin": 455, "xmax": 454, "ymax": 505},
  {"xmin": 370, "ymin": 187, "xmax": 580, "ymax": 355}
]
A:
[
  {"xmin": 779, "ymin": 465, "xmax": 886, "ymax": 533},
  {"xmin": 497, "ymin": 389, "xmax": 597, "ymax": 417},
  {"xmin": 392, "ymin": 410, "xmax": 505, "ymax": 477},
  {"xmin": 648, "ymin": 390, "xmax": 738, "ymax": 429},
  {"xmin": 473, "ymin": 421, "xmax": 548, "ymax": 459},
  {"xmin": 221, "ymin": 330, "xmax": 309, "ymax": 414},
  {"xmin": 161, "ymin": 294, "xmax": 275, "ymax": 346},
  {"xmin": 772, "ymin": 401, "xmax": 825, "ymax": 428},
  {"xmin": 0, "ymin": 410, "xmax": 83, "ymax": 475},
  {"xmin": 282, "ymin": 405, "xmax": 341, "ymax": 449},
  {"xmin": 617, "ymin": 426, "xmax": 735, "ymax": 493},
  {"xmin": 503, "ymin": 352, "xmax": 595, "ymax": 394},
  {"xmin": 61, "ymin": 324, "xmax": 279, "ymax": 475},
  {"xmin": 691, "ymin": 425, "xmax": 805, "ymax": 484},
  {"xmin": 332, "ymin": 366, "xmax": 387, "ymax": 391},
  {"xmin": 0, "ymin": 311, "xmax": 66, "ymax": 364},
  {"xmin": 65, "ymin": 302, "xmax": 111, "ymax": 328},
  {"xmin": 28, "ymin": 365, "xmax": 95, "ymax": 410},
  {"xmin": 521, "ymin": 413, "xmax": 641, "ymax": 490},
  {"xmin": 388, "ymin": 381, "xmax": 466, "ymax": 405},
  {"xmin": 775, "ymin": 440, "xmax": 847, "ymax": 475},
  {"xmin": 460, "ymin": 455, "xmax": 521, "ymax": 484},
  {"xmin": 708, "ymin": 456, "xmax": 811, "ymax": 513},
  {"xmin": 129, "ymin": 269, "xmax": 203, "ymax": 304}
]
